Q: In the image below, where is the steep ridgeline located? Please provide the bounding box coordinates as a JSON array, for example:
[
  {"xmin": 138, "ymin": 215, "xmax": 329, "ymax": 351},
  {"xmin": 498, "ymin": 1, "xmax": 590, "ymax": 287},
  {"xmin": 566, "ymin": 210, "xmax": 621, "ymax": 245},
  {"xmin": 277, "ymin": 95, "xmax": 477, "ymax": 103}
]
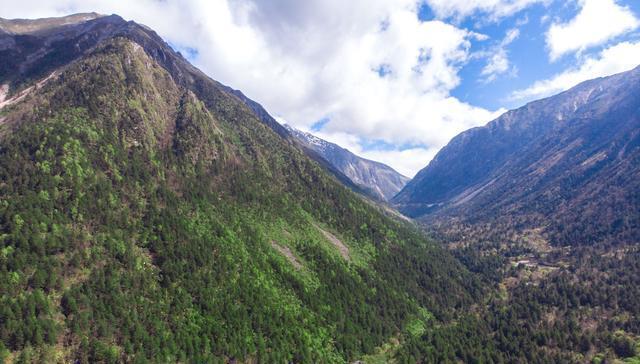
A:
[
  {"xmin": 0, "ymin": 14, "xmax": 490, "ymax": 363},
  {"xmin": 394, "ymin": 66, "xmax": 640, "ymax": 247},
  {"xmin": 284, "ymin": 125, "xmax": 410, "ymax": 201},
  {"xmin": 217, "ymin": 87, "xmax": 379, "ymax": 199}
]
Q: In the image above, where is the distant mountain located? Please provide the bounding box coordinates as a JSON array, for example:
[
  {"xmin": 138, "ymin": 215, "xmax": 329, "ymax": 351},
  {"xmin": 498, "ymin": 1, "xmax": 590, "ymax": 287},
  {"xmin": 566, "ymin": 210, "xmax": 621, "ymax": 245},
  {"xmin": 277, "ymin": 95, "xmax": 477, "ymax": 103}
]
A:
[
  {"xmin": 393, "ymin": 66, "xmax": 640, "ymax": 247},
  {"xmin": 0, "ymin": 12, "xmax": 103, "ymax": 35},
  {"xmin": 284, "ymin": 125, "xmax": 409, "ymax": 201}
]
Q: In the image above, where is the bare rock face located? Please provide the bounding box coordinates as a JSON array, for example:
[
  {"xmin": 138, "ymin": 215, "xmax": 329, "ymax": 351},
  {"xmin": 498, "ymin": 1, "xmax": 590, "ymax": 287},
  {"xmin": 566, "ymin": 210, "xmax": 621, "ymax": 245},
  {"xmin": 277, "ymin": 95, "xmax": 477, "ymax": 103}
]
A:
[
  {"xmin": 394, "ymin": 66, "xmax": 640, "ymax": 247},
  {"xmin": 285, "ymin": 124, "xmax": 410, "ymax": 201}
]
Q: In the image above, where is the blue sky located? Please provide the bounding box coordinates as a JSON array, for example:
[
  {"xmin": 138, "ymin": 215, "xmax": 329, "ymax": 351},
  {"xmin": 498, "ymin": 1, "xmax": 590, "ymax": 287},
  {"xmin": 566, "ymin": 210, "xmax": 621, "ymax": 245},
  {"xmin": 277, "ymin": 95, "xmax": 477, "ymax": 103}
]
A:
[
  {"xmin": 3, "ymin": 0, "xmax": 640, "ymax": 176},
  {"xmin": 446, "ymin": 0, "xmax": 640, "ymax": 111}
]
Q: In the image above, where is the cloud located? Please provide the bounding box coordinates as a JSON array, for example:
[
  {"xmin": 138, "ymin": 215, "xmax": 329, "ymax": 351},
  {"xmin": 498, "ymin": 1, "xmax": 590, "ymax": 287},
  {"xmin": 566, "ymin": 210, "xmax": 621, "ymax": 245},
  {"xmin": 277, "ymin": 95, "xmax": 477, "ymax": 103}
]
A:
[
  {"xmin": 425, "ymin": 0, "xmax": 545, "ymax": 21},
  {"xmin": 510, "ymin": 40, "xmax": 640, "ymax": 101},
  {"xmin": 546, "ymin": 0, "xmax": 639, "ymax": 60},
  {"xmin": 1, "ymin": 0, "xmax": 504, "ymax": 176},
  {"xmin": 479, "ymin": 28, "xmax": 520, "ymax": 83}
]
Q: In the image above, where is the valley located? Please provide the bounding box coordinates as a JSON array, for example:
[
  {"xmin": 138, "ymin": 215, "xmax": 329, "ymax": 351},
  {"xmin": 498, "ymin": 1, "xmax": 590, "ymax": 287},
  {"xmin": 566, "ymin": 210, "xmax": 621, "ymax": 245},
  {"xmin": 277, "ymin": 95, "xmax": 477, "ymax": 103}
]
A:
[{"xmin": 0, "ymin": 10, "xmax": 639, "ymax": 364}]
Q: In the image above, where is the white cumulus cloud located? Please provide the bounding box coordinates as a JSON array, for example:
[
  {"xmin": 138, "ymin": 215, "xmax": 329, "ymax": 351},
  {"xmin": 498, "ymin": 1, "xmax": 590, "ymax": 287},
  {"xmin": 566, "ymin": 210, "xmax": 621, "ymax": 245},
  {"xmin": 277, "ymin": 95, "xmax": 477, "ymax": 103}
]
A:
[
  {"xmin": 480, "ymin": 28, "xmax": 520, "ymax": 83},
  {"xmin": 546, "ymin": 0, "xmax": 639, "ymax": 60},
  {"xmin": 425, "ymin": 0, "xmax": 546, "ymax": 21},
  {"xmin": 510, "ymin": 40, "xmax": 640, "ymax": 101}
]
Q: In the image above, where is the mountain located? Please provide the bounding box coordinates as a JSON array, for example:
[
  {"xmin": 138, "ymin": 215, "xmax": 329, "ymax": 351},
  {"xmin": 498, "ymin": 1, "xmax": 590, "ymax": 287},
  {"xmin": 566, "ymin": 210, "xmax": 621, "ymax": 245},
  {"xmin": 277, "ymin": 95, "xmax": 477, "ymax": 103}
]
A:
[
  {"xmin": 3, "ymin": 12, "xmax": 639, "ymax": 364},
  {"xmin": 284, "ymin": 125, "xmax": 410, "ymax": 201},
  {"xmin": 393, "ymin": 67, "xmax": 640, "ymax": 364},
  {"xmin": 0, "ymin": 14, "xmax": 490, "ymax": 363},
  {"xmin": 394, "ymin": 66, "xmax": 640, "ymax": 247},
  {"xmin": 216, "ymin": 89, "xmax": 383, "ymax": 200}
]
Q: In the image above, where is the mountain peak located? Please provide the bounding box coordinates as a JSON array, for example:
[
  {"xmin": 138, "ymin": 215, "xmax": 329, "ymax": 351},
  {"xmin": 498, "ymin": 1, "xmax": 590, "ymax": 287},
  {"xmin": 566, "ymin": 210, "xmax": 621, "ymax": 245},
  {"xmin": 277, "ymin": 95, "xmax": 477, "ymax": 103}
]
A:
[{"xmin": 0, "ymin": 12, "xmax": 107, "ymax": 35}]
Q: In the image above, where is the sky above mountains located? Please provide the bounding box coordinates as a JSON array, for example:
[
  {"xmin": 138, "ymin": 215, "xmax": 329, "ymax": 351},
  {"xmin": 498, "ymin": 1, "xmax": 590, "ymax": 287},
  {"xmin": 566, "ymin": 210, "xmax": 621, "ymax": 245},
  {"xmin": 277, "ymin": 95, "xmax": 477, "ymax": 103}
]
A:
[{"xmin": 3, "ymin": 0, "xmax": 640, "ymax": 176}]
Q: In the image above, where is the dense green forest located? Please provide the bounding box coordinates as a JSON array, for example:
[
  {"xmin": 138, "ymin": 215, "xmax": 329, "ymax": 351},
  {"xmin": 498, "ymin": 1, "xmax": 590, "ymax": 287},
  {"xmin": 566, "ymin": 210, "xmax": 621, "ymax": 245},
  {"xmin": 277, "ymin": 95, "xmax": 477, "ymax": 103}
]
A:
[
  {"xmin": 0, "ymin": 36, "xmax": 485, "ymax": 363},
  {"xmin": 396, "ymin": 241, "xmax": 640, "ymax": 363},
  {"xmin": 1, "ymin": 14, "xmax": 639, "ymax": 364}
]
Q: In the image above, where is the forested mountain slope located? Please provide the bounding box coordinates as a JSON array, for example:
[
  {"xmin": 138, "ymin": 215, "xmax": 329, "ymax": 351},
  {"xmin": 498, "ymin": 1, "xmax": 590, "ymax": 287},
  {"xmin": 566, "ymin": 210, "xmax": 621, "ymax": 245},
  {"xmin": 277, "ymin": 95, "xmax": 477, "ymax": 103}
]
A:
[
  {"xmin": 0, "ymin": 13, "xmax": 488, "ymax": 363},
  {"xmin": 394, "ymin": 66, "xmax": 640, "ymax": 248},
  {"xmin": 391, "ymin": 65, "xmax": 640, "ymax": 363},
  {"xmin": 3, "ymin": 12, "xmax": 639, "ymax": 364}
]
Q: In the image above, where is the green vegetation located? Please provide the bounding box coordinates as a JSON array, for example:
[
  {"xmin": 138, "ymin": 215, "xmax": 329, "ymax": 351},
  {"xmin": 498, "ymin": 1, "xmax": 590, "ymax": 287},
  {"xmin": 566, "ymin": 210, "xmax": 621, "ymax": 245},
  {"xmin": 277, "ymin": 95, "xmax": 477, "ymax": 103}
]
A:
[
  {"xmin": 431, "ymin": 236, "xmax": 640, "ymax": 363},
  {"xmin": 0, "ymin": 38, "xmax": 483, "ymax": 363},
  {"xmin": 2, "ymin": 20, "xmax": 639, "ymax": 364}
]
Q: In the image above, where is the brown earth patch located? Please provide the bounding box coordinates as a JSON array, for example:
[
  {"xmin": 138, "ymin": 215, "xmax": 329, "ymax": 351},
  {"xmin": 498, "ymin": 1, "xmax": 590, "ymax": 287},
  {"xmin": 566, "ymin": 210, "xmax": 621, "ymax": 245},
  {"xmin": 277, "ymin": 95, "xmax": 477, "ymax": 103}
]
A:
[
  {"xmin": 313, "ymin": 223, "xmax": 350, "ymax": 260},
  {"xmin": 270, "ymin": 241, "xmax": 302, "ymax": 269}
]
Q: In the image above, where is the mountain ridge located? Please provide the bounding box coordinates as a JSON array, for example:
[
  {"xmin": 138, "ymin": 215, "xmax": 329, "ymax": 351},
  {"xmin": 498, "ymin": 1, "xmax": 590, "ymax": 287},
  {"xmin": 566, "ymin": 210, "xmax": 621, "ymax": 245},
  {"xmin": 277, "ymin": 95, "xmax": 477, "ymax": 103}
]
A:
[
  {"xmin": 394, "ymin": 64, "xmax": 640, "ymax": 247},
  {"xmin": 3, "ymin": 12, "xmax": 639, "ymax": 364},
  {"xmin": 0, "ymin": 13, "xmax": 104, "ymax": 35},
  {"xmin": 0, "ymin": 13, "xmax": 487, "ymax": 363},
  {"xmin": 284, "ymin": 124, "xmax": 410, "ymax": 201}
]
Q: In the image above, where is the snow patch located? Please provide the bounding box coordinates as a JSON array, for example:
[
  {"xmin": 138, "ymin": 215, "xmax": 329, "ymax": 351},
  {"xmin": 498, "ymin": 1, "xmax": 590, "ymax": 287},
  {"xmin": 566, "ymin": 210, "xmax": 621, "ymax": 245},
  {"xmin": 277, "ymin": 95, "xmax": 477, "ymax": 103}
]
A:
[
  {"xmin": 580, "ymin": 151, "xmax": 607, "ymax": 168},
  {"xmin": 131, "ymin": 42, "xmax": 142, "ymax": 53},
  {"xmin": 0, "ymin": 84, "xmax": 8, "ymax": 104}
]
